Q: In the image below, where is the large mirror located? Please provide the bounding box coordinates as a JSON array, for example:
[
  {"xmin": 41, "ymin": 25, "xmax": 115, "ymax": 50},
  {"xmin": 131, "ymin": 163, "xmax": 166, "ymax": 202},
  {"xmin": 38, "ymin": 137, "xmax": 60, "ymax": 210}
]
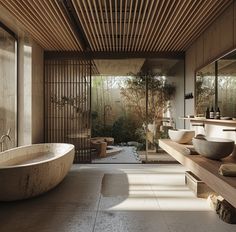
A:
[
  {"xmin": 195, "ymin": 50, "xmax": 236, "ymax": 118},
  {"xmin": 195, "ymin": 62, "xmax": 215, "ymax": 116},
  {"xmin": 218, "ymin": 52, "xmax": 236, "ymax": 117}
]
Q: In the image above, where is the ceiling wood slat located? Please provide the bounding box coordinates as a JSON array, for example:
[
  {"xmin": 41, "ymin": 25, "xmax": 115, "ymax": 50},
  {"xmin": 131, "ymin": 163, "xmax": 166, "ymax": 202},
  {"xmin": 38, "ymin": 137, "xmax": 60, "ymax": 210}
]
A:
[
  {"xmin": 109, "ymin": 0, "xmax": 115, "ymax": 51},
  {"xmin": 131, "ymin": 0, "xmax": 144, "ymax": 51},
  {"xmin": 125, "ymin": 0, "xmax": 134, "ymax": 51},
  {"xmin": 0, "ymin": 0, "xmax": 233, "ymax": 52},
  {"xmin": 137, "ymin": 0, "xmax": 155, "ymax": 51},
  {"xmin": 71, "ymin": 0, "xmax": 95, "ymax": 50},
  {"xmin": 92, "ymin": 0, "xmax": 105, "ymax": 51},
  {"xmin": 3, "ymin": 0, "xmax": 57, "ymax": 49},
  {"xmin": 86, "ymin": 0, "xmax": 103, "ymax": 51},
  {"xmin": 122, "ymin": 0, "xmax": 128, "ymax": 51},
  {"xmin": 119, "ymin": 0, "xmax": 123, "ymax": 51},
  {"xmin": 102, "ymin": 0, "xmax": 112, "ymax": 51},
  {"xmin": 169, "ymin": 0, "xmax": 218, "ymax": 51},
  {"xmin": 155, "ymin": 0, "xmax": 190, "ymax": 51},
  {"xmin": 148, "ymin": 0, "xmax": 177, "ymax": 51},
  {"xmin": 134, "ymin": 0, "xmax": 150, "ymax": 51},
  {"xmin": 179, "ymin": 0, "xmax": 233, "ymax": 51},
  {"xmin": 160, "ymin": 0, "xmax": 199, "ymax": 51}
]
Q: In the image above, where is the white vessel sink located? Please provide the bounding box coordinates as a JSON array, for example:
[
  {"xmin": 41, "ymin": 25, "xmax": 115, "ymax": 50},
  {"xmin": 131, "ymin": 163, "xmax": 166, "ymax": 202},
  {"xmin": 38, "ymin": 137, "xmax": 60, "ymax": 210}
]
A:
[
  {"xmin": 192, "ymin": 136, "xmax": 235, "ymax": 160},
  {"xmin": 168, "ymin": 129, "xmax": 195, "ymax": 144}
]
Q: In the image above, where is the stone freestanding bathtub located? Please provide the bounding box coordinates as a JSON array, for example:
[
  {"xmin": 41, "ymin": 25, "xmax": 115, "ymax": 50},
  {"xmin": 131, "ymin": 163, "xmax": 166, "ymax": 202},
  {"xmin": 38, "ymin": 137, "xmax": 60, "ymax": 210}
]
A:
[{"xmin": 0, "ymin": 143, "xmax": 75, "ymax": 201}]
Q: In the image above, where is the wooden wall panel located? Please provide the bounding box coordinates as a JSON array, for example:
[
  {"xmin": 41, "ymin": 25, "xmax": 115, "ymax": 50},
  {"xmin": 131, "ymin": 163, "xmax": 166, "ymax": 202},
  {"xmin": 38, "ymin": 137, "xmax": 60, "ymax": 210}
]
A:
[
  {"xmin": 45, "ymin": 59, "xmax": 92, "ymax": 163},
  {"xmin": 218, "ymin": 5, "xmax": 234, "ymax": 54},
  {"xmin": 185, "ymin": 1, "xmax": 236, "ymax": 124},
  {"xmin": 195, "ymin": 35, "xmax": 204, "ymax": 69},
  {"xmin": 203, "ymin": 19, "xmax": 220, "ymax": 64}
]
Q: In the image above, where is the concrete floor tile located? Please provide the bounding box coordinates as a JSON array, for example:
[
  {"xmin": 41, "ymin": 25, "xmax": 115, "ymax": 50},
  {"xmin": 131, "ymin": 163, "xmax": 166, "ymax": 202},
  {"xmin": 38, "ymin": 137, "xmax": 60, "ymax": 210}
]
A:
[
  {"xmin": 1, "ymin": 164, "xmax": 235, "ymax": 232},
  {"xmin": 162, "ymin": 211, "xmax": 236, "ymax": 232},
  {"xmin": 99, "ymin": 196, "xmax": 160, "ymax": 211},
  {"xmin": 0, "ymin": 208, "xmax": 96, "ymax": 232},
  {"xmin": 94, "ymin": 211, "xmax": 170, "ymax": 232}
]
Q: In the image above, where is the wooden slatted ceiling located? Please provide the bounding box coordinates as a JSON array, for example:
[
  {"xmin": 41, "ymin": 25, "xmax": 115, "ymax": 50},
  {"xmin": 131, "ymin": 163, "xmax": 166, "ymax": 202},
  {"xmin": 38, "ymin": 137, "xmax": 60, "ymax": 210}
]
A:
[
  {"xmin": 0, "ymin": 0, "xmax": 83, "ymax": 51},
  {"xmin": 0, "ymin": 0, "xmax": 233, "ymax": 52},
  {"xmin": 71, "ymin": 0, "xmax": 233, "ymax": 52}
]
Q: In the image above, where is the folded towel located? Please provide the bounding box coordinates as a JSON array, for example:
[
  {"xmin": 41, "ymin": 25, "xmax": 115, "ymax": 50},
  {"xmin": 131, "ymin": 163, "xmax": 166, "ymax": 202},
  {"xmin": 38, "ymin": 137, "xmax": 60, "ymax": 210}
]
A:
[{"xmin": 219, "ymin": 164, "xmax": 236, "ymax": 177}]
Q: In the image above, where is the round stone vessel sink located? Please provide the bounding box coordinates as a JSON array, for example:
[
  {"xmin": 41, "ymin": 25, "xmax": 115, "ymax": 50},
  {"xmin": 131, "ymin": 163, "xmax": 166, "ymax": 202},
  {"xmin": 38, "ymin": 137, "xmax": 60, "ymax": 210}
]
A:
[
  {"xmin": 168, "ymin": 129, "xmax": 195, "ymax": 144},
  {"xmin": 192, "ymin": 136, "xmax": 235, "ymax": 160}
]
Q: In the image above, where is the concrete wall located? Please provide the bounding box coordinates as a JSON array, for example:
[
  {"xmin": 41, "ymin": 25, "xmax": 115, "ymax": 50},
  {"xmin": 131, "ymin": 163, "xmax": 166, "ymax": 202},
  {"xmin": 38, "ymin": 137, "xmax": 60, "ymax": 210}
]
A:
[
  {"xmin": 0, "ymin": 6, "xmax": 44, "ymax": 146},
  {"xmin": 185, "ymin": 1, "xmax": 236, "ymax": 127},
  {"xmin": 0, "ymin": 27, "xmax": 17, "ymax": 149}
]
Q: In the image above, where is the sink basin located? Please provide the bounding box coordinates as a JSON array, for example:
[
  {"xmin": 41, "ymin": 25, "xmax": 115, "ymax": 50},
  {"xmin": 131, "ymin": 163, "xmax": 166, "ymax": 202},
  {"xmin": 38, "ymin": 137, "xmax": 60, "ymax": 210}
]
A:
[
  {"xmin": 192, "ymin": 136, "xmax": 235, "ymax": 160},
  {"xmin": 168, "ymin": 129, "xmax": 195, "ymax": 144}
]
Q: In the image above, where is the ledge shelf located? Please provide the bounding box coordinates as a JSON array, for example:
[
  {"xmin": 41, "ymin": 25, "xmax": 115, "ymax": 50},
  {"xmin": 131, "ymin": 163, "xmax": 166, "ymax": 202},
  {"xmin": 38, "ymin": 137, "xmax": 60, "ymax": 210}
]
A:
[
  {"xmin": 159, "ymin": 139, "xmax": 236, "ymax": 207},
  {"xmin": 180, "ymin": 117, "xmax": 236, "ymax": 127}
]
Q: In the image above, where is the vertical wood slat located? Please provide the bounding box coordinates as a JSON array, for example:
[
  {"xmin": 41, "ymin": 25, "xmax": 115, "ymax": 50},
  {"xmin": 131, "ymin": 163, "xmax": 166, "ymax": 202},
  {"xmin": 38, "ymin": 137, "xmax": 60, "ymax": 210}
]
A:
[{"xmin": 45, "ymin": 58, "xmax": 92, "ymax": 163}]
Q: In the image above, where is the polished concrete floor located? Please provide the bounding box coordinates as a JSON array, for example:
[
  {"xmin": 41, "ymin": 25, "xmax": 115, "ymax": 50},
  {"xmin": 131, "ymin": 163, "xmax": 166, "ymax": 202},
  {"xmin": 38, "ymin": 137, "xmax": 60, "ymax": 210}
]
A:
[{"xmin": 0, "ymin": 164, "xmax": 235, "ymax": 232}]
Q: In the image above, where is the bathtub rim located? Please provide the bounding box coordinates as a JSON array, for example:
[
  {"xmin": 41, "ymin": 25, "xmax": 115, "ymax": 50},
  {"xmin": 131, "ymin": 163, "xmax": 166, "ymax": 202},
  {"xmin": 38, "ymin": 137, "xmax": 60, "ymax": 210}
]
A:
[{"xmin": 0, "ymin": 143, "xmax": 75, "ymax": 169}]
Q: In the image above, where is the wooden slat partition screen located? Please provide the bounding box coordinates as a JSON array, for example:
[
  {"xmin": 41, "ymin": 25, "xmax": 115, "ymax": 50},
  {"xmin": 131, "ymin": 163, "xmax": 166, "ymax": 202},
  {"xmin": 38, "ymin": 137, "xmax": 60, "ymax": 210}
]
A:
[{"xmin": 45, "ymin": 58, "xmax": 92, "ymax": 163}]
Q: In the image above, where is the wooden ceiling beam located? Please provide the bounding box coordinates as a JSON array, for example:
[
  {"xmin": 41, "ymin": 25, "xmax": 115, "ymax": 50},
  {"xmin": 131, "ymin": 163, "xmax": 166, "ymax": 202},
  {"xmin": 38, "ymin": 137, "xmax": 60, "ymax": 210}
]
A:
[
  {"xmin": 72, "ymin": 0, "xmax": 97, "ymax": 50},
  {"xmin": 44, "ymin": 51, "xmax": 185, "ymax": 60},
  {"xmin": 57, "ymin": 0, "xmax": 89, "ymax": 50}
]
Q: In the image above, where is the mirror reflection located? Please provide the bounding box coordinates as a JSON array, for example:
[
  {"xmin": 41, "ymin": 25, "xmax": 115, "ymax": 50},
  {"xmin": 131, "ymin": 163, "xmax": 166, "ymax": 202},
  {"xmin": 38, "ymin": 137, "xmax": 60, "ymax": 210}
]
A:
[
  {"xmin": 195, "ymin": 50, "xmax": 236, "ymax": 119},
  {"xmin": 218, "ymin": 52, "xmax": 236, "ymax": 118},
  {"xmin": 195, "ymin": 62, "xmax": 215, "ymax": 116}
]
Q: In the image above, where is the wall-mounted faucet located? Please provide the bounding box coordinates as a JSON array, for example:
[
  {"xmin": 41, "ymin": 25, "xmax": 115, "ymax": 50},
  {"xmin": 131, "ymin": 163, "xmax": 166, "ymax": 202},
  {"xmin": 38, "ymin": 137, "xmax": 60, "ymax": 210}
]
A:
[
  {"xmin": 222, "ymin": 128, "xmax": 236, "ymax": 132},
  {"xmin": 0, "ymin": 128, "xmax": 11, "ymax": 152},
  {"xmin": 191, "ymin": 123, "xmax": 205, "ymax": 128}
]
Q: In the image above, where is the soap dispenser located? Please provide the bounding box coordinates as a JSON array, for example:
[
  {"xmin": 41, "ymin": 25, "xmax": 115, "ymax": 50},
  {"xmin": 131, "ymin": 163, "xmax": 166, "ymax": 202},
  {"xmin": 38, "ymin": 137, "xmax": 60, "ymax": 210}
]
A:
[
  {"xmin": 210, "ymin": 106, "xmax": 215, "ymax": 119},
  {"xmin": 205, "ymin": 107, "xmax": 210, "ymax": 119},
  {"xmin": 215, "ymin": 107, "xmax": 221, "ymax": 119}
]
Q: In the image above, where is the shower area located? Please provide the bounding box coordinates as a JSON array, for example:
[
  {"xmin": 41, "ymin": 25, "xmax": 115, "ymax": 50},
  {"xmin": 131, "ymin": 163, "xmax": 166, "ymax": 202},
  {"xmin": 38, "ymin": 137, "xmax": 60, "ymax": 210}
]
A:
[{"xmin": 44, "ymin": 57, "xmax": 184, "ymax": 163}]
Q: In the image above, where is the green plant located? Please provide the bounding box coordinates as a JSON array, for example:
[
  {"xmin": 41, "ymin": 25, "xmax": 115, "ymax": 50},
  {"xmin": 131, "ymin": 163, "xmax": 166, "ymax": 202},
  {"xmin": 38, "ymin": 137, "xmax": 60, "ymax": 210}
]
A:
[{"xmin": 120, "ymin": 71, "xmax": 176, "ymax": 124}]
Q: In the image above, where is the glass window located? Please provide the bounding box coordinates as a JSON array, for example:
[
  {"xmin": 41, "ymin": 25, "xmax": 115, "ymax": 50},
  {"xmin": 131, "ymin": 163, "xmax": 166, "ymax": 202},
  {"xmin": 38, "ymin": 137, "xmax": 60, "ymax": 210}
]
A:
[{"xmin": 0, "ymin": 25, "xmax": 17, "ymax": 149}]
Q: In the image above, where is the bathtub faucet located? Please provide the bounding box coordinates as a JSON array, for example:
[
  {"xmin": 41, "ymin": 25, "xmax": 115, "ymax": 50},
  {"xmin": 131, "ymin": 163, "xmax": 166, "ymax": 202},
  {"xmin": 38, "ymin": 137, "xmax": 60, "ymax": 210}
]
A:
[{"xmin": 0, "ymin": 128, "xmax": 11, "ymax": 152}]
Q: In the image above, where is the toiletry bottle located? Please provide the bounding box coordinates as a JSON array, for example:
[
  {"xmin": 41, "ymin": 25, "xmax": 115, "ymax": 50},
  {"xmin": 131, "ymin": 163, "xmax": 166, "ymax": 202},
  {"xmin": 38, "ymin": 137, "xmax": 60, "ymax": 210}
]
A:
[
  {"xmin": 215, "ymin": 107, "xmax": 221, "ymax": 119},
  {"xmin": 205, "ymin": 107, "xmax": 210, "ymax": 119},
  {"xmin": 210, "ymin": 106, "xmax": 214, "ymax": 119}
]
